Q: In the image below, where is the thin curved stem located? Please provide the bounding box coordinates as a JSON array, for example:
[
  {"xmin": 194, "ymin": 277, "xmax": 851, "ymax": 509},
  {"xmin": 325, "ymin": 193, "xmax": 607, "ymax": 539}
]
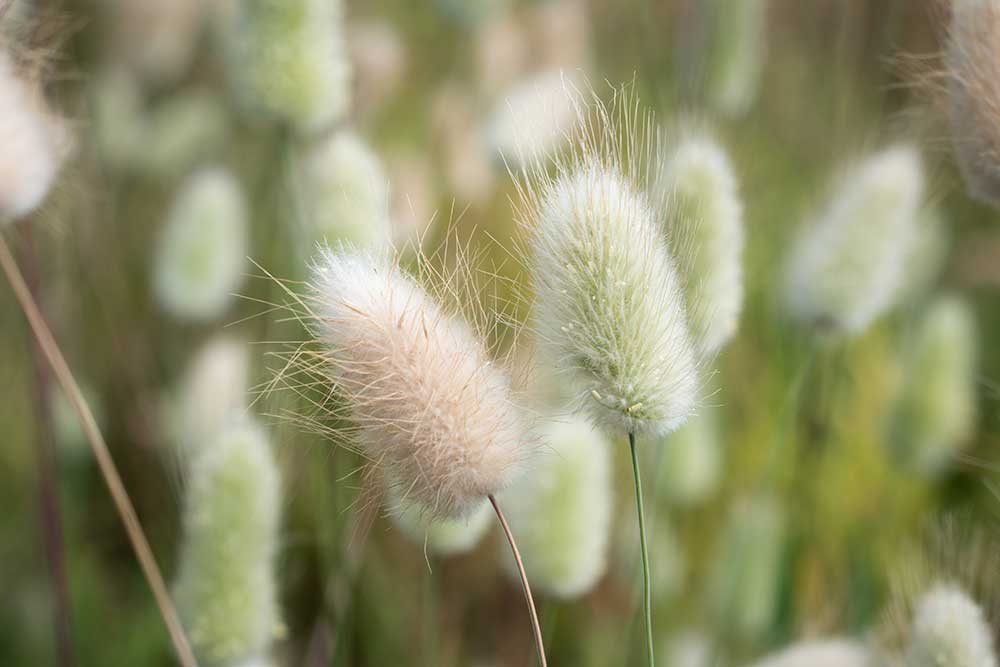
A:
[
  {"xmin": 0, "ymin": 235, "xmax": 198, "ymax": 667},
  {"xmin": 629, "ymin": 431, "xmax": 655, "ymax": 666},
  {"xmin": 489, "ymin": 494, "xmax": 547, "ymax": 667}
]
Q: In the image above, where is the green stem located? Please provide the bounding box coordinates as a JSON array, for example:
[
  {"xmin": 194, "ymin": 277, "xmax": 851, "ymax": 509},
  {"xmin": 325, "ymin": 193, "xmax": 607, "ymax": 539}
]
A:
[{"xmin": 629, "ymin": 431, "xmax": 655, "ymax": 666}]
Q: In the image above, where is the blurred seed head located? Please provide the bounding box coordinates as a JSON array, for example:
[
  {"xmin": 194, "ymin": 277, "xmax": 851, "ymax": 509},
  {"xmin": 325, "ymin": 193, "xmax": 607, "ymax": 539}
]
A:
[
  {"xmin": 656, "ymin": 408, "xmax": 722, "ymax": 508},
  {"xmin": 517, "ymin": 89, "xmax": 701, "ymax": 436},
  {"xmin": 784, "ymin": 145, "xmax": 925, "ymax": 336},
  {"xmin": 168, "ymin": 336, "xmax": 250, "ymax": 453},
  {"xmin": 388, "ymin": 487, "xmax": 492, "ymax": 557},
  {"xmin": 296, "ymin": 130, "xmax": 391, "ymax": 251},
  {"xmin": 706, "ymin": 0, "xmax": 768, "ymax": 118},
  {"xmin": 174, "ymin": 418, "xmax": 283, "ymax": 665},
  {"xmin": 101, "ymin": 0, "xmax": 205, "ymax": 84},
  {"xmin": 499, "ymin": 414, "xmax": 612, "ymax": 598},
  {"xmin": 660, "ymin": 129, "xmax": 745, "ymax": 356},
  {"xmin": 709, "ymin": 495, "xmax": 786, "ymax": 642},
  {"xmin": 306, "ymin": 247, "xmax": 529, "ymax": 519},
  {"xmin": 435, "ymin": 0, "xmax": 509, "ymax": 26},
  {"xmin": 754, "ymin": 639, "xmax": 874, "ymax": 667},
  {"xmin": 890, "ymin": 295, "xmax": 977, "ymax": 476},
  {"xmin": 154, "ymin": 166, "xmax": 248, "ymax": 321},
  {"xmin": 486, "ymin": 68, "xmax": 585, "ymax": 169},
  {"xmin": 476, "ymin": 10, "xmax": 528, "ymax": 97},
  {"xmin": 905, "ymin": 584, "xmax": 996, "ymax": 667},
  {"xmin": 663, "ymin": 631, "xmax": 713, "ymax": 667},
  {"xmin": 348, "ymin": 19, "xmax": 406, "ymax": 117},
  {"xmin": 223, "ymin": 0, "xmax": 351, "ymax": 135},
  {"xmin": 943, "ymin": 0, "xmax": 1000, "ymax": 208},
  {"xmin": 0, "ymin": 48, "xmax": 72, "ymax": 223}
]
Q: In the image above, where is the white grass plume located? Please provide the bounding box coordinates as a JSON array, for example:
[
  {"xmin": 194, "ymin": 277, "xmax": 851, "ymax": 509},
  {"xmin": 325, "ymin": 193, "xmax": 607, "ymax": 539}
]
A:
[
  {"xmin": 499, "ymin": 414, "xmax": 612, "ymax": 598},
  {"xmin": 294, "ymin": 130, "xmax": 390, "ymax": 250},
  {"xmin": 754, "ymin": 639, "xmax": 874, "ymax": 667},
  {"xmin": 0, "ymin": 48, "xmax": 72, "ymax": 222},
  {"xmin": 222, "ymin": 0, "xmax": 351, "ymax": 135},
  {"xmin": 660, "ymin": 128, "xmax": 745, "ymax": 356},
  {"xmin": 906, "ymin": 584, "xmax": 997, "ymax": 667},
  {"xmin": 890, "ymin": 295, "xmax": 978, "ymax": 475},
  {"xmin": 513, "ymin": 84, "xmax": 701, "ymax": 436},
  {"xmin": 154, "ymin": 166, "xmax": 248, "ymax": 321},
  {"xmin": 174, "ymin": 418, "xmax": 282, "ymax": 665},
  {"xmin": 387, "ymin": 488, "xmax": 492, "ymax": 557},
  {"xmin": 783, "ymin": 144, "xmax": 924, "ymax": 335},
  {"xmin": 304, "ymin": 246, "xmax": 529, "ymax": 519},
  {"xmin": 943, "ymin": 0, "xmax": 1000, "ymax": 207}
]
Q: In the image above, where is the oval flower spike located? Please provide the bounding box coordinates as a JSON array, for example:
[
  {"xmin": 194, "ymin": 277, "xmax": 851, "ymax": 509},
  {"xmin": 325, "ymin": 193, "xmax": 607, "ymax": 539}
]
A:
[
  {"xmin": 223, "ymin": 0, "xmax": 351, "ymax": 135},
  {"xmin": 784, "ymin": 145, "xmax": 924, "ymax": 335},
  {"xmin": 174, "ymin": 419, "xmax": 282, "ymax": 666},
  {"xmin": 660, "ymin": 130, "xmax": 745, "ymax": 356},
  {"xmin": 754, "ymin": 639, "xmax": 874, "ymax": 667},
  {"xmin": 388, "ymin": 490, "xmax": 492, "ymax": 557},
  {"xmin": 154, "ymin": 167, "xmax": 248, "ymax": 321},
  {"xmin": 944, "ymin": 0, "xmax": 1000, "ymax": 207},
  {"xmin": 0, "ymin": 49, "xmax": 72, "ymax": 223},
  {"xmin": 499, "ymin": 414, "xmax": 612, "ymax": 598},
  {"xmin": 519, "ymin": 90, "xmax": 701, "ymax": 436},
  {"xmin": 906, "ymin": 584, "xmax": 997, "ymax": 667},
  {"xmin": 309, "ymin": 247, "xmax": 528, "ymax": 519}
]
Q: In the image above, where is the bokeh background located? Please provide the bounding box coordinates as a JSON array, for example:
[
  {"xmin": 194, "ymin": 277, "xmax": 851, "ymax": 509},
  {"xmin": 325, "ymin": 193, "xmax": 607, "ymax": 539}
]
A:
[{"xmin": 1, "ymin": 0, "xmax": 999, "ymax": 665}]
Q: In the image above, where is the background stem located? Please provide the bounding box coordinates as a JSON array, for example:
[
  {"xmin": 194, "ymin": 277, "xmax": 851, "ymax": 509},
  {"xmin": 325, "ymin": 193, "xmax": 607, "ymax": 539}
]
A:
[{"xmin": 0, "ymin": 234, "xmax": 198, "ymax": 667}]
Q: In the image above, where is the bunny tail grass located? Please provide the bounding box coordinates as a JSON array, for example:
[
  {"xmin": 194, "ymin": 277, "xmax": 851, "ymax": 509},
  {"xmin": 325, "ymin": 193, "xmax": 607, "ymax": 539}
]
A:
[
  {"xmin": 629, "ymin": 431, "xmax": 655, "ymax": 666},
  {"xmin": 0, "ymin": 235, "xmax": 198, "ymax": 667},
  {"xmin": 489, "ymin": 494, "xmax": 547, "ymax": 667}
]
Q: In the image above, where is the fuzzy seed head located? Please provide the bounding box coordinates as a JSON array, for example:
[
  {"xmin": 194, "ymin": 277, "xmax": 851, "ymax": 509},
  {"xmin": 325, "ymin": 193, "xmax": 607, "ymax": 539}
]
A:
[
  {"xmin": 0, "ymin": 50, "xmax": 72, "ymax": 222},
  {"xmin": 944, "ymin": 0, "xmax": 1000, "ymax": 207},
  {"xmin": 499, "ymin": 414, "xmax": 612, "ymax": 598},
  {"xmin": 169, "ymin": 337, "xmax": 250, "ymax": 453},
  {"xmin": 707, "ymin": 0, "xmax": 768, "ymax": 118},
  {"xmin": 529, "ymin": 163, "xmax": 700, "ymax": 435},
  {"xmin": 906, "ymin": 584, "xmax": 997, "ymax": 667},
  {"xmin": 755, "ymin": 639, "xmax": 874, "ymax": 667},
  {"xmin": 891, "ymin": 296, "xmax": 978, "ymax": 475},
  {"xmin": 174, "ymin": 419, "xmax": 282, "ymax": 665},
  {"xmin": 223, "ymin": 0, "xmax": 351, "ymax": 134},
  {"xmin": 154, "ymin": 167, "xmax": 248, "ymax": 321},
  {"xmin": 660, "ymin": 132, "xmax": 745, "ymax": 356},
  {"xmin": 486, "ymin": 68, "xmax": 584, "ymax": 168},
  {"xmin": 310, "ymin": 248, "xmax": 527, "ymax": 519},
  {"xmin": 388, "ymin": 490, "xmax": 492, "ymax": 556},
  {"xmin": 784, "ymin": 145, "xmax": 924, "ymax": 335},
  {"xmin": 296, "ymin": 130, "xmax": 390, "ymax": 251},
  {"xmin": 657, "ymin": 408, "xmax": 722, "ymax": 507}
]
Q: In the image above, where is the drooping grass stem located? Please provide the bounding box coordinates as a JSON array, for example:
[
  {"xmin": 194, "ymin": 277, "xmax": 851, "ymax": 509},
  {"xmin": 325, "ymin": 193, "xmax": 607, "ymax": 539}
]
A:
[
  {"xmin": 489, "ymin": 494, "xmax": 547, "ymax": 667},
  {"xmin": 629, "ymin": 431, "xmax": 655, "ymax": 666}
]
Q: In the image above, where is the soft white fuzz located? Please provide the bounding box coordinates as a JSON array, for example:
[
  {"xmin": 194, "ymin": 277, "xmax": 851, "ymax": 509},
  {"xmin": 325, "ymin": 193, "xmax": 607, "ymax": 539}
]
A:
[
  {"xmin": 486, "ymin": 68, "xmax": 584, "ymax": 168},
  {"xmin": 891, "ymin": 296, "xmax": 977, "ymax": 474},
  {"xmin": 660, "ymin": 132, "xmax": 745, "ymax": 356},
  {"xmin": 296, "ymin": 130, "xmax": 390, "ymax": 250},
  {"xmin": 0, "ymin": 50, "xmax": 72, "ymax": 222},
  {"xmin": 663, "ymin": 631, "xmax": 712, "ymax": 667},
  {"xmin": 784, "ymin": 145, "xmax": 924, "ymax": 335},
  {"xmin": 309, "ymin": 248, "xmax": 528, "ymax": 519},
  {"xmin": 223, "ymin": 0, "xmax": 351, "ymax": 134},
  {"xmin": 754, "ymin": 639, "xmax": 874, "ymax": 667},
  {"xmin": 499, "ymin": 414, "xmax": 612, "ymax": 598},
  {"xmin": 707, "ymin": 0, "xmax": 768, "ymax": 117},
  {"xmin": 525, "ymin": 152, "xmax": 700, "ymax": 435},
  {"xmin": 388, "ymin": 491, "xmax": 492, "ymax": 557},
  {"xmin": 154, "ymin": 167, "xmax": 248, "ymax": 321},
  {"xmin": 944, "ymin": 0, "xmax": 1000, "ymax": 207},
  {"xmin": 170, "ymin": 337, "xmax": 250, "ymax": 452},
  {"xmin": 906, "ymin": 584, "xmax": 997, "ymax": 667},
  {"xmin": 174, "ymin": 419, "xmax": 282, "ymax": 666},
  {"xmin": 656, "ymin": 408, "xmax": 722, "ymax": 507},
  {"xmin": 709, "ymin": 496, "xmax": 786, "ymax": 641}
]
